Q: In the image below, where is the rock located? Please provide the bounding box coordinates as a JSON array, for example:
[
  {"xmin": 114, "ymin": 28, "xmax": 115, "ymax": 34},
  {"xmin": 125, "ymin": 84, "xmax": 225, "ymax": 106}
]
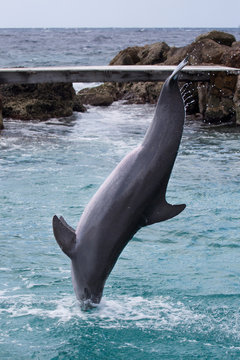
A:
[
  {"xmin": 197, "ymin": 83, "xmax": 208, "ymax": 117},
  {"xmin": 76, "ymin": 30, "xmax": 240, "ymax": 125},
  {"xmin": 0, "ymin": 95, "xmax": 3, "ymax": 129},
  {"xmin": 3, "ymin": 30, "xmax": 238, "ymax": 124},
  {"xmin": 164, "ymin": 39, "xmax": 229, "ymax": 65},
  {"xmin": 162, "ymin": 32, "xmax": 239, "ymax": 123},
  {"xmin": 72, "ymin": 97, "xmax": 87, "ymax": 112},
  {"xmin": 233, "ymin": 75, "xmax": 240, "ymax": 125},
  {"xmin": 220, "ymin": 42, "xmax": 240, "ymax": 67},
  {"xmin": 77, "ymin": 83, "xmax": 119, "ymax": 106},
  {"xmin": 77, "ymin": 81, "xmax": 164, "ymax": 106},
  {"xmin": 163, "ymin": 46, "xmax": 189, "ymax": 65},
  {"xmin": 163, "ymin": 31, "xmax": 238, "ymax": 66},
  {"xmin": 195, "ymin": 30, "xmax": 236, "ymax": 47},
  {"xmin": 190, "ymin": 39, "xmax": 229, "ymax": 64},
  {"xmin": 106, "ymin": 42, "xmax": 170, "ymax": 105},
  {"xmin": 116, "ymin": 81, "xmax": 163, "ymax": 104},
  {"xmin": 110, "ymin": 42, "xmax": 170, "ymax": 65},
  {"xmin": 204, "ymin": 73, "xmax": 237, "ymax": 123},
  {"xmin": 0, "ymin": 82, "xmax": 86, "ymax": 121},
  {"xmin": 110, "ymin": 46, "xmax": 141, "ymax": 65},
  {"xmin": 138, "ymin": 42, "xmax": 170, "ymax": 65}
]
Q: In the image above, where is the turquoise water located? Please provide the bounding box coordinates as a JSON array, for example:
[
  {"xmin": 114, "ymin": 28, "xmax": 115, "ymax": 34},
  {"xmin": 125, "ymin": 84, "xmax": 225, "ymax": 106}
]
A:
[{"xmin": 1, "ymin": 103, "xmax": 240, "ymax": 359}]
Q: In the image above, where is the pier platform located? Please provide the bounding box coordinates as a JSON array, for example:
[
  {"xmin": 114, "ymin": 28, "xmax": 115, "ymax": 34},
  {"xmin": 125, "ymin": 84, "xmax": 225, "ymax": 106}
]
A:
[{"xmin": 0, "ymin": 65, "xmax": 239, "ymax": 84}]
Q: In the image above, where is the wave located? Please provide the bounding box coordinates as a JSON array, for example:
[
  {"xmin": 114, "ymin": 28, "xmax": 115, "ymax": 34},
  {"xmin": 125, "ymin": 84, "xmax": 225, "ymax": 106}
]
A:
[
  {"xmin": 1, "ymin": 292, "xmax": 239, "ymax": 340},
  {"xmin": 0, "ymin": 293, "xmax": 203, "ymax": 326},
  {"xmin": 1, "ymin": 289, "xmax": 240, "ymax": 359},
  {"xmin": 208, "ymin": 242, "xmax": 240, "ymax": 249}
]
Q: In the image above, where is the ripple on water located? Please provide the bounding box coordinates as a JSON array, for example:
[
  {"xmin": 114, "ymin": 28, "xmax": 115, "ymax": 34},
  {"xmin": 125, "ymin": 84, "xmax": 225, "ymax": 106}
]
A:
[{"xmin": 1, "ymin": 103, "xmax": 240, "ymax": 359}]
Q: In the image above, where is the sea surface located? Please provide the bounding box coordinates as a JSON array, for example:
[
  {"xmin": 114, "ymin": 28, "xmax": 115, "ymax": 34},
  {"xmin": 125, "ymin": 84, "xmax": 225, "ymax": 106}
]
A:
[{"xmin": 1, "ymin": 28, "xmax": 240, "ymax": 359}]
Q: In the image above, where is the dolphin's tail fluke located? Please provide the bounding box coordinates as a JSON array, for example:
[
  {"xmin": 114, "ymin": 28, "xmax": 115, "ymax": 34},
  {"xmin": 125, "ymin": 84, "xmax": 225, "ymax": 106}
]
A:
[{"xmin": 169, "ymin": 57, "xmax": 188, "ymax": 82}]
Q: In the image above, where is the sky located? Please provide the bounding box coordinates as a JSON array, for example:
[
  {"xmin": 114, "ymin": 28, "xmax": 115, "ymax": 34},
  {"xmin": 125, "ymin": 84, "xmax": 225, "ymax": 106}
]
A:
[{"xmin": 1, "ymin": 0, "xmax": 240, "ymax": 28}]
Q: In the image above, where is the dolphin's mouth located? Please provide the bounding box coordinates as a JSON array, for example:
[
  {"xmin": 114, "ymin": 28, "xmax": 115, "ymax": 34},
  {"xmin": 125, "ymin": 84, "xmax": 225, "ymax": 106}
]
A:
[
  {"xmin": 79, "ymin": 288, "xmax": 102, "ymax": 311},
  {"xmin": 80, "ymin": 298, "xmax": 99, "ymax": 311}
]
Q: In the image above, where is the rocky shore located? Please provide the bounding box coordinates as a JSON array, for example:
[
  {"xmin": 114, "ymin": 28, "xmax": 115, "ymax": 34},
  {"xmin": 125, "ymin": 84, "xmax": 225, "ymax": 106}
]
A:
[
  {"xmin": 0, "ymin": 95, "xmax": 3, "ymax": 130},
  {"xmin": 0, "ymin": 82, "xmax": 86, "ymax": 124},
  {"xmin": 77, "ymin": 30, "xmax": 240, "ymax": 125},
  {"xmin": 0, "ymin": 30, "xmax": 240, "ymax": 128}
]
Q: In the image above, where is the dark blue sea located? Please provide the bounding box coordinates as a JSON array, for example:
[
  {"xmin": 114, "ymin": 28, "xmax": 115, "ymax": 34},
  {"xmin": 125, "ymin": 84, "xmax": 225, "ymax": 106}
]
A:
[{"xmin": 1, "ymin": 28, "xmax": 240, "ymax": 359}]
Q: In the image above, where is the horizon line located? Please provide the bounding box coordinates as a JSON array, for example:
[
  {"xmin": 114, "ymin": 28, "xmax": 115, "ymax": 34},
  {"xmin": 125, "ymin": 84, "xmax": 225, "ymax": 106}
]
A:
[{"xmin": 0, "ymin": 26, "xmax": 239, "ymax": 30}]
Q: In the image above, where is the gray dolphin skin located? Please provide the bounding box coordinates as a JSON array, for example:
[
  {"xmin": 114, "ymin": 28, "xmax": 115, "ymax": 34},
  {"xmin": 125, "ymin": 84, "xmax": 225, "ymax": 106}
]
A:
[{"xmin": 53, "ymin": 58, "xmax": 188, "ymax": 308}]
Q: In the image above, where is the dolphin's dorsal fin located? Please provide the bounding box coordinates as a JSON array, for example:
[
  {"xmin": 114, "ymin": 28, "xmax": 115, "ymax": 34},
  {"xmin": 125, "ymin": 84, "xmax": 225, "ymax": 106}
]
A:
[
  {"xmin": 143, "ymin": 201, "xmax": 186, "ymax": 226},
  {"xmin": 52, "ymin": 215, "xmax": 76, "ymax": 258}
]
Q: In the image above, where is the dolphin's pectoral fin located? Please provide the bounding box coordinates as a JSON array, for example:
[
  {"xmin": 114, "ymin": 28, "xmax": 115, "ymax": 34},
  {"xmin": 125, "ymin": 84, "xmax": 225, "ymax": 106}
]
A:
[
  {"xmin": 143, "ymin": 201, "xmax": 186, "ymax": 226},
  {"xmin": 59, "ymin": 216, "xmax": 75, "ymax": 233},
  {"xmin": 52, "ymin": 215, "xmax": 76, "ymax": 258}
]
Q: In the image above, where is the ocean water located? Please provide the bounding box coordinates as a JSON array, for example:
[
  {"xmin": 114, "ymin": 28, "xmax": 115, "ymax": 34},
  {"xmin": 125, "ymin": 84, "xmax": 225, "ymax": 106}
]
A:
[
  {"xmin": 1, "ymin": 28, "xmax": 240, "ymax": 359},
  {"xmin": 0, "ymin": 27, "xmax": 240, "ymax": 67}
]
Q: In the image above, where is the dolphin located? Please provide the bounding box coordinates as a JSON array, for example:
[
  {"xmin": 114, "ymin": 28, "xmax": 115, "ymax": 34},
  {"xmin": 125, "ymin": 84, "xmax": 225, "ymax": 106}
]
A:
[{"xmin": 53, "ymin": 58, "xmax": 188, "ymax": 308}]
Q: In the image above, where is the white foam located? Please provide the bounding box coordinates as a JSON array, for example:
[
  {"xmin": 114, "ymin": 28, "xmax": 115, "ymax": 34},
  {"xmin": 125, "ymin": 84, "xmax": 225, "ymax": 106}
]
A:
[
  {"xmin": 73, "ymin": 82, "xmax": 102, "ymax": 92},
  {"xmin": 1, "ymin": 292, "xmax": 240, "ymax": 342},
  {"xmin": 0, "ymin": 293, "xmax": 202, "ymax": 328},
  {"xmin": 93, "ymin": 296, "xmax": 205, "ymax": 330},
  {"xmin": 0, "ymin": 290, "xmax": 7, "ymax": 297}
]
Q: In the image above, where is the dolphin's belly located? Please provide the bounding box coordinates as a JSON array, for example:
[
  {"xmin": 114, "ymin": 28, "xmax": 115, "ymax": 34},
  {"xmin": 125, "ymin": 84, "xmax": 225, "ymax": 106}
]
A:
[
  {"xmin": 76, "ymin": 146, "xmax": 156, "ymax": 238},
  {"xmin": 75, "ymin": 146, "xmax": 160, "ymax": 272}
]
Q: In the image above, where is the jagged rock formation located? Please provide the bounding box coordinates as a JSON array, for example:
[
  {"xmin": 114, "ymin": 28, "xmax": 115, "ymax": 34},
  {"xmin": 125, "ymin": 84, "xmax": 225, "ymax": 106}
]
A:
[
  {"xmin": 0, "ymin": 31, "xmax": 239, "ymax": 125},
  {"xmin": 0, "ymin": 95, "xmax": 3, "ymax": 129},
  {"xmin": 77, "ymin": 30, "xmax": 240, "ymax": 124},
  {"xmin": 0, "ymin": 82, "xmax": 86, "ymax": 122}
]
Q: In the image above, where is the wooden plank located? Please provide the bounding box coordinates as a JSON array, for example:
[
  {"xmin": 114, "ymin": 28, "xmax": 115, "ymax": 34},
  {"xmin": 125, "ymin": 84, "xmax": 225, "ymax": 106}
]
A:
[{"xmin": 0, "ymin": 65, "xmax": 239, "ymax": 84}]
